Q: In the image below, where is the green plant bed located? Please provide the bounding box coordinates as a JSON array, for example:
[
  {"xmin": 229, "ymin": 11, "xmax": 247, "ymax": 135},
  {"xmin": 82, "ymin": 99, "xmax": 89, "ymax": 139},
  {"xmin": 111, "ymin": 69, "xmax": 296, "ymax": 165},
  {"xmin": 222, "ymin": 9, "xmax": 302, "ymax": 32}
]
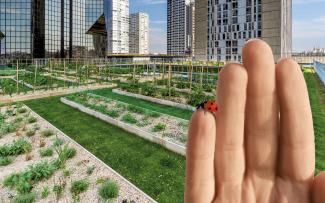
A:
[
  {"xmin": 0, "ymin": 78, "xmax": 31, "ymax": 95},
  {"xmin": 90, "ymin": 88, "xmax": 192, "ymax": 120},
  {"xmin": 24, "ymin": 96, "xmax": 186, "ymax": 203}
]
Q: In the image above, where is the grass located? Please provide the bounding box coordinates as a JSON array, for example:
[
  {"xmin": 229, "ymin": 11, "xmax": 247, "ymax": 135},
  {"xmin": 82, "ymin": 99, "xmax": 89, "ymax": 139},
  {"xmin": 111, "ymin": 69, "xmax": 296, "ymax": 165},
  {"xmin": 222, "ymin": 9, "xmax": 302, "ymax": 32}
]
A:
[
  {"xmin": 90, "ymin": 88, "xmax": 192, "ymax": 120},
  {"xmin": 0, "ymin": 156, "xmax": 14, "ymax": 166},
  {"xmin": 11, "ymin": 193, "xmax": 36, "ymax": 203},
  {"xmin": 121, "ymin": 113, "xmax": 137, "ymax": 124},
  {"xmin": 25, "ymin": 129, "xmax": 36, "ymax": 137},
  {"xmin": 152, "ymin": 123, "xmax": 166, "ymax": 132},
  {"xmin": 70, "ymin": 179, "xmax": 90, "ymax": 196},
  {"xmin": 41, "ymin": 129, "xmax": 54, "ymax": 137},
  {"xmin": 41, "ymin": 186, "xmax": 50, "ymax": 199},
  {"xmin": 24, "ymin": 96, "xmax": 185, "ymax": 203},
  {"xmin": 304, "ymin": 71, "xmax": 325, "ymax": 174},
  {"xmin": 98, "ymin": 180, "xmax": 119, "ymax": 200},
  {"xmin": 39, "ymin": 147, "xmax": 54, "ymax": 157}
]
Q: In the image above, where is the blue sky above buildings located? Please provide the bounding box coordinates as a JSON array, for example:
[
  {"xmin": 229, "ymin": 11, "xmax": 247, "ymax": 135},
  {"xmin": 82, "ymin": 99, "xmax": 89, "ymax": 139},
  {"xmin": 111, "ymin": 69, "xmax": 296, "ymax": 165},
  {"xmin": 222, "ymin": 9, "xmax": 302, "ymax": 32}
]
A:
[{"xmin": 130, "ymin": 0, "xmax": 325, "ymax": 53}]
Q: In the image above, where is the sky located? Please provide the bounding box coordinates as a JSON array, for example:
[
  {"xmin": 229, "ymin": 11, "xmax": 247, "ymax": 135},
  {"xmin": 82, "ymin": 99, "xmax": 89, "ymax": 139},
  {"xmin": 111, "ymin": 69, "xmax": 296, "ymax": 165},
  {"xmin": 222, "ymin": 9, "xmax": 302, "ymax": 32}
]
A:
[{"xmin": 130, "ymin": 0, "xmax": 325, "ymax": 54}]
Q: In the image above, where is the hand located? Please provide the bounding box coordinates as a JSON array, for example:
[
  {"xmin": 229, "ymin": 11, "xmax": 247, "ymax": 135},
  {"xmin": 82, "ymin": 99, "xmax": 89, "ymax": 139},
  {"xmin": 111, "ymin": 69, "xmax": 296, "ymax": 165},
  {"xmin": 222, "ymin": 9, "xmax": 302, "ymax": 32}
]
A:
[{"xmin": 185, "ymin": 39, "xmax": 325, "ymax": 203}]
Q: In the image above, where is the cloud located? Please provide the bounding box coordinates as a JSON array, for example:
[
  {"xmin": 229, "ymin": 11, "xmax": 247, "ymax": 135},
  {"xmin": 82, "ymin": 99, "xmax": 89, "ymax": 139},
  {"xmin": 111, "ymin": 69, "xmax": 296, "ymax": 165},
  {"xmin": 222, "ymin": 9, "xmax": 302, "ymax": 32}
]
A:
[
  {"xmin": 150, "ymin": 20, "xmax": 167, "ymax": 25},
  {"xmin": 293, "ymin": 0, "xmax": 325, "ymax": 5},
  {"xmin": 139, "ymin": 0, "xmax": 166, "ymax": 5}
]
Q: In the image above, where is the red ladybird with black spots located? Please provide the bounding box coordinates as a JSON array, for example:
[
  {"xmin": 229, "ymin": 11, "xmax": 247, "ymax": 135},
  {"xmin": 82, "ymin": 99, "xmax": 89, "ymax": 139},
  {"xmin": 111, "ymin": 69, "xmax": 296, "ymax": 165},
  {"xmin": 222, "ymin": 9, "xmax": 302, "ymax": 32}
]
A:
[{"xmin": 196, "ymin": 101, "xmax": 218, "ymax": 113}]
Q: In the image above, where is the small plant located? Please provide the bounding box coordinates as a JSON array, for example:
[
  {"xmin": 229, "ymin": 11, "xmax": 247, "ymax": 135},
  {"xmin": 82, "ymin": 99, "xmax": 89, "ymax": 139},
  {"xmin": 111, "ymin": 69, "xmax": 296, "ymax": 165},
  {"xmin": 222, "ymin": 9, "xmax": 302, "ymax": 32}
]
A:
[
  {"xmin": 53, "ymin": 183, "xmax": 65, "ymax": 200},
  {"xmin": 106, "ymin": 109, "xmax": 119, "ymax": 118},
  {"xmin": 11, "ymin": 193, "xmax": 36, "ymax": 203},
  {"xmin": 39, "ymin": 147, "xmax": 54, "ymax": 157},
  {"xmin": 152, "ymin": 123, "xmax": 166, "ymax": 132},
  {"xmin": 0, "ymin": 156, "xmax": 14, "ymax": 166},
  {"xmin": 27, "ymin": 116, "xmax": 37, "ymax": 124},
  {"xmin": 52, "ymin": 145, "xmax": 76, "ymax": 169},
  {"xmin": 63, "ymin": 169, "xmax": 71, "ymax": 177},
  {"xmin": 70, "ymin": 179, "xmax": 90, "ymax": 196},
  {"xmin": 33, "ymin": 124, "xmax": 40, "ymax": 131},
  {"xmin": 53, "ymin": 137, "xmax": 64, "ymax": 147},
  {"xmin": 98, "ymin": 180, "xmax": 119, "ymax": 200},
  {"xmin": 96, "ymin": 177, "xmax": 106, "ymax": 185},
  {"xmin": 41, "ymin": 186, "xmax": 50, "ymax": 199},
  {"xmin": 0, "ymin": 138, "xmax": 32, "ymax": 157},
  {"xmin": 87, "ymin": 165, "xmax": 95, "ymax": 175},
  {"xmin": 41, "ymin": 129, "xmax": 54, "ymax": 137},
  {"xmin": 25, "ymin": 129, "xmax": 36, "ymax": 137},
  {"xmin": 13, "ymin": 117, "xmax": 23, "ymax": 124},
  {"xmin": 17, "ymin": 108, "xmax": 27, "ymax": 114},
  {"xmin": 121, "ymin": 113, "xmax": 137, "ymax": 124}
]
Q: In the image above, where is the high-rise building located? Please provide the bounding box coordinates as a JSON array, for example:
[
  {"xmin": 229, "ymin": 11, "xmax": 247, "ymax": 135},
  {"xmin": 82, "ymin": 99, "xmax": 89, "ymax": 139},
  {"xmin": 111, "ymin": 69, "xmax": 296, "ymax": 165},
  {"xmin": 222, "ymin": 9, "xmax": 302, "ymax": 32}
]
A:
[
  {"xmin": 0, "ymin": 0, "xmax": 103, "ymax": 59},
  {"xmin": 195, "ymin": 0, "xmax": 292, "ymax": 61},
  {"xmin": 129, "ymin": 12, "xmax": 149, "ymax": 54},
  {"xmin": 104, "ymin": 0, "xmax": 129, "ymax": 54},
  {"xmin": 167, "ymin": 0, "xmax": 194, "ymax": 56}
]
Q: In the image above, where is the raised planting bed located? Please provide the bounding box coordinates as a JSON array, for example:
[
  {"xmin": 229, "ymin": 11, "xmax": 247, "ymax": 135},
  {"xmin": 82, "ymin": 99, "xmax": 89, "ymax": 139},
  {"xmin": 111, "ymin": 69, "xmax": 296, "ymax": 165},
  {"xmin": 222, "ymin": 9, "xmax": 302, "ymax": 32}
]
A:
[
  {"xmin": 62, "ymin": 92, "xmax": 188, "ymax": 155},
  {"xmin": 0, "ymin": 104, "xmax": 155, "ymax": 203},
  {"xmin": 117, "ymin": 81, "xmax": 216, "ymax": 107},
  {"xmin": 0, "ymin": 78, "xmax": 32, "ymax": 96}
]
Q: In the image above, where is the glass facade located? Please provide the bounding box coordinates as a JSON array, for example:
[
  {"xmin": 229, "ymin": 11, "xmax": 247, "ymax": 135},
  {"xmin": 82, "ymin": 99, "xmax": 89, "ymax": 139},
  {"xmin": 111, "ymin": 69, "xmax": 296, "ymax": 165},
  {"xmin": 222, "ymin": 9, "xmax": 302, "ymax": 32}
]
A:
[
  {"xmin": 0, "ymin": 0, "xmax": 32, "ymax": 59},
  {"xmin": 0, "ymin": 0, "xmax": 103, "ymax": 59}
]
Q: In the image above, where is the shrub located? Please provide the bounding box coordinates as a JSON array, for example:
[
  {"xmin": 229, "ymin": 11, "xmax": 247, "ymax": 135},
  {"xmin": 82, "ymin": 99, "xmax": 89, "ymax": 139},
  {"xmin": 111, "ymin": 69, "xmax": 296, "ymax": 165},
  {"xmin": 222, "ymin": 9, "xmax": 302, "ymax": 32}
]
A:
[
  {"xmin": 52, "ymin": 145, "xmax": 76, "ymax": 169},
  {"xmin": 27, "ymin": 116, "xmax": 37, "ymax": 124},
  {"xmin": 186, "ymin": 89, "xmax": 206, "ymax": 106},
  {"xmin": 13, "ymin": 117, "xmax": 23, "ymax": 124},
  {"xmin": 11, "ymin": 193, "xmax": 36, "ymax": 203},
  {"xmin": 25, "ymin": 129, "xmax": 36, "ymax": 137},
  {"xmin": 87, "ymin": 165, "xmax": 96, "ymax": 175},
  {"xmin": 39, "ymin": 148, "xmax": 54, "ymax": 157},
  {"xmin": 121, "ymin": 114, "xmax": 137, "ymax": 124},
  {"xmin": 127, "ymin": 105, "xmax": 145, "ymax": 114},
  {"xmin": 141, "ymin": 84, "xmax": 157, "ymax": 97},
  {"xmin": 152, "ymin": 123, "xmax": 166, "ymax": 132},
  {"xmin": 70, "ymin": 179, "xmax": 90, "ymax": 195},
  {"xmin": 41, "ymin": 186, "xmax": 50, "ymax": 199},
  {"xmin": 0, "ymin": 156, "xmax": 14, "ymax": 166},
  {"xmin": 98, "ymin": 180, "xmax": 119, "ymax": 200},
  {"xmin": 41, "ymin": 129, "xmax": 54, "ymax": 137},
  {"xmin": 33, "ymin": 124, "xmax": 40, "ymax": 131}
]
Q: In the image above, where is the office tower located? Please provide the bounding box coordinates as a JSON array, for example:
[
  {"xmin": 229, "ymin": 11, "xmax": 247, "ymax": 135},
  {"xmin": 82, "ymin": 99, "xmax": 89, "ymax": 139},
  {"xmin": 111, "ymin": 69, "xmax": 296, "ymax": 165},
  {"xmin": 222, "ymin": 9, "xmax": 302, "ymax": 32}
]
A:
[
  {"xmin": 0, "ymin": 0, "xmax": 103, "ymax": 59},
  {"xmin": 195, "ymin": 0, "xmax": 292, "ymax": 61},
  {"xmin": 129, "ymin": 12, "xmax": 149, "ymax": 54},
  {"xmin": 104, "ymin": 0, "xmax": 129, "ymax": 54},
  {"xmin": 167, "ymin": 0, "xmax": 194, "ymax": 56}
]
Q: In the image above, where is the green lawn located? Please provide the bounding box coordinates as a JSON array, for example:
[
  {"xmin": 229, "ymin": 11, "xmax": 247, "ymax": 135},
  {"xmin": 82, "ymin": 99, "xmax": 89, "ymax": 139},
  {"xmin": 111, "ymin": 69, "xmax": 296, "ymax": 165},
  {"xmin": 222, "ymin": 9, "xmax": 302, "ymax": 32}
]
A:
[
  {"xmin": 24, "ymin": 96, "xmax": 186, "ymax": 203},
  {"xmin": 90, "ymin": 88, "xmax": 193, "ymax": 120},
  {"xmin": 304, "ymin": 71, "xmax": 325, "ymax": 173}
]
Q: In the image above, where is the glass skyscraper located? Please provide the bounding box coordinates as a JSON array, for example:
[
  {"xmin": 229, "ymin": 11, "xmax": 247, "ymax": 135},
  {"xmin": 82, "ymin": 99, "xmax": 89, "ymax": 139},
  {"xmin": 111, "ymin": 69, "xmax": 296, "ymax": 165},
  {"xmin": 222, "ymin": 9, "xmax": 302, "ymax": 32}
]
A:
[{"xmin": 0, "ymin": 0, "xmax": 103, "ymax": 59}]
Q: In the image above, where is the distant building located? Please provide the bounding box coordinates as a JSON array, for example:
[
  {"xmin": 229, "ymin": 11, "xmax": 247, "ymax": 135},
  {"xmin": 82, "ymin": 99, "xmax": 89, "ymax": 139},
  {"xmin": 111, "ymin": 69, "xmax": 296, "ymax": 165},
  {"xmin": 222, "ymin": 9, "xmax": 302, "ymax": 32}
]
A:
[
  {"xmin": 104, "ymin": 0, "xmax": 129, "ymax": 54},
  {"xmin": 167, "ymin": 0, "xmax": 195, "ymax": 56},
  {"xmin": 129, "ymin": 12, "xmax": 149, "ymax": 54},
  {"xmin": 0, "ymin": 0, "xmax": 103, "ymax": 59},
  {"xmin": 195, "ymin": 0, "xmax": 292, "ymax": 61}
]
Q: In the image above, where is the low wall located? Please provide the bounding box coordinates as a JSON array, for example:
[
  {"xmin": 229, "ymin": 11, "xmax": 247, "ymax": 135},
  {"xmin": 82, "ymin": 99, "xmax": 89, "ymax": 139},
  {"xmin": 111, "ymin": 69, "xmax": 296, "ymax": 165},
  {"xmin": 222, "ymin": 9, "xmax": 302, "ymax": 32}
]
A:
[
  {"xmin": 112, "ymin": 89, "xmax": 196, "ymax": 111},
  {"xmin": 61, "ymin": 97, "xmax": 186, "ymax": 156}
]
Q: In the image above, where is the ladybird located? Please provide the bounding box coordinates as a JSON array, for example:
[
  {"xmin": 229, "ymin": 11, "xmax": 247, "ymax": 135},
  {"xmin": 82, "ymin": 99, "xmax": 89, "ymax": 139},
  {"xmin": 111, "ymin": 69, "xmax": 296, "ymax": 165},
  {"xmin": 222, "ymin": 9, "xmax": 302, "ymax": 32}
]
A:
[{"xmin": 196, "ymin": 101, "xmax": 218, "ymax": 113}]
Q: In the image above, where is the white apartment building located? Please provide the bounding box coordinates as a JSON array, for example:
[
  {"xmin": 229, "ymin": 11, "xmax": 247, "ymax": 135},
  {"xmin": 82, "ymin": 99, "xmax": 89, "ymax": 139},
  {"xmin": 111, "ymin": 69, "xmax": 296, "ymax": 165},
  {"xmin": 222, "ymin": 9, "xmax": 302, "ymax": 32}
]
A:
[
  {"xmin": 104, "ymin": 0, "xmax": 129, "ymax": 54},
  {"xmin": 167, "ymin": 0, "xmax": 194, "ymax": 56},
  {"xmin": 129, "ymin": 12, "xmax": 149, "ymax": 54},
  {"xmin": 195, "ymin": 0, "xmax": 292, "ymax": 61}
]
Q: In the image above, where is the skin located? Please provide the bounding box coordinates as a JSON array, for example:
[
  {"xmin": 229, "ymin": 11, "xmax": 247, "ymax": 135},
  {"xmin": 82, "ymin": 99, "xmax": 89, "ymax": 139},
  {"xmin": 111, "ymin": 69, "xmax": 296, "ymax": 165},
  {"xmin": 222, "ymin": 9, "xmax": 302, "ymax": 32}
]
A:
[{"xmin": 185, "ymin": 39, "xmax": 325, "ymax": 203}]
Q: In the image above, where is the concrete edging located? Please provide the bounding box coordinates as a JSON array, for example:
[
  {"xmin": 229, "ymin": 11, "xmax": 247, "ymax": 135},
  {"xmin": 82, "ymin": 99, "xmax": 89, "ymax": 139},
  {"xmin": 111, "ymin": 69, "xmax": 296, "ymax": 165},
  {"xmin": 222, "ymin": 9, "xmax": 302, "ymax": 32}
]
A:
[
  {"xmin": 112, "ymin": 89, "xmax": 196, "ymax": 111},
  {"xmin": 61, "ymin": 97, "xmax": 186, "ymax": 156},
  {"xmin": 25, "ymin": 105, "xmax": 157, "ymax": 203}
]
